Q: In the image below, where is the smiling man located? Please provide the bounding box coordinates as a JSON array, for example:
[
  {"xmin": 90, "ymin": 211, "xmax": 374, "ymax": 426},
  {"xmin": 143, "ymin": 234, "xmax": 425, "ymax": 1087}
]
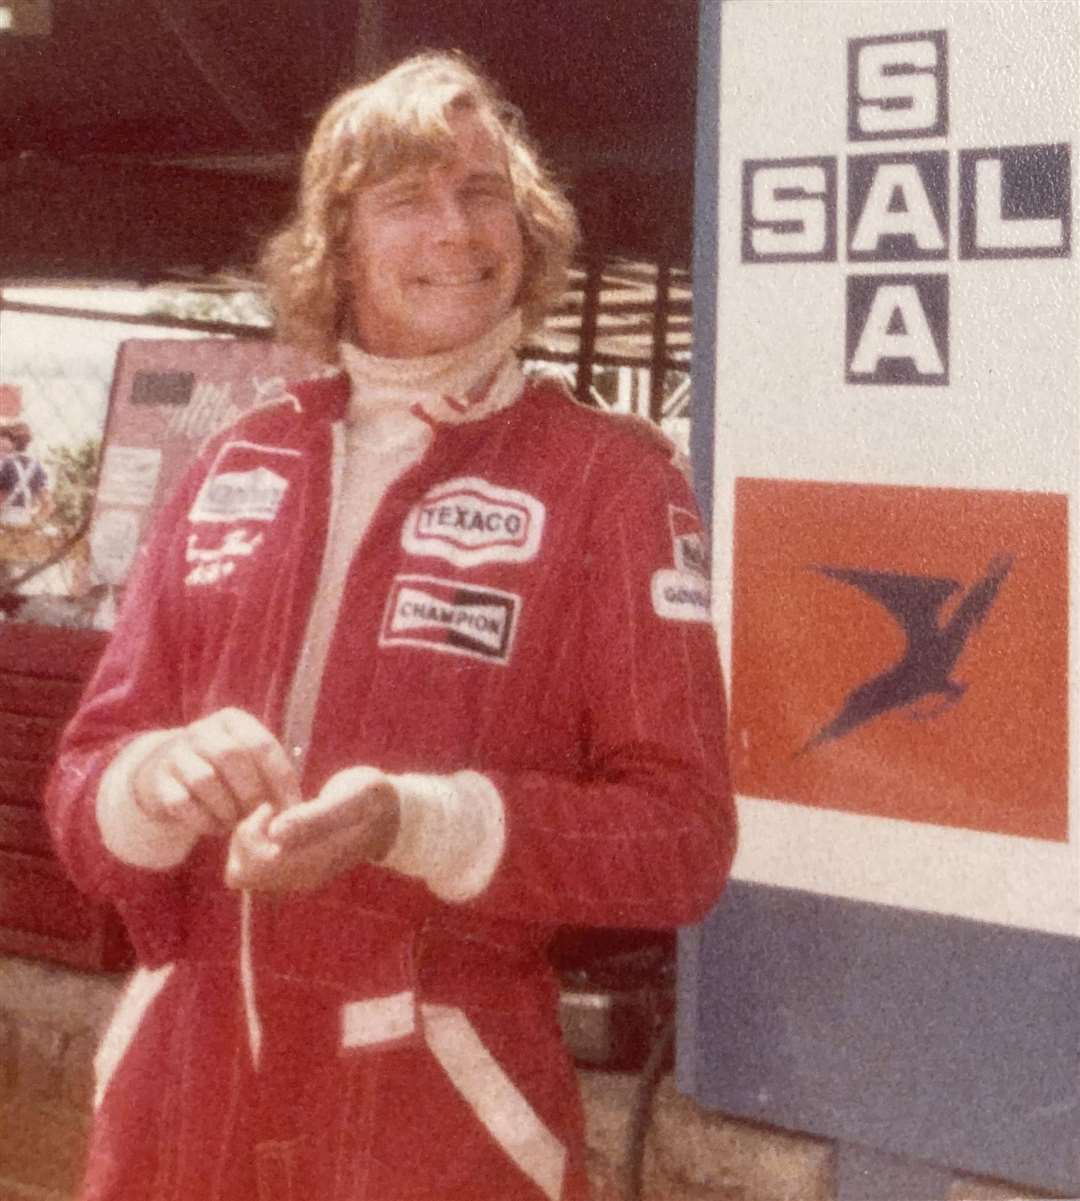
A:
[
  {"xmin": 346, "ymin": 109, "xmax": 524, "ymax": 358},
  {"xmin": 47, "ymin": 52, "xmax": 736, "ymax": 1201}
]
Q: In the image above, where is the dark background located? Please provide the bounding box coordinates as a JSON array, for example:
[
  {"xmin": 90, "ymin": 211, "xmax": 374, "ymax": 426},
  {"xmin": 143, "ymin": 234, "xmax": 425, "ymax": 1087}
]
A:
[{"xmin": 0, "ymin": 0, "xmax": 699, "ymax": 280}]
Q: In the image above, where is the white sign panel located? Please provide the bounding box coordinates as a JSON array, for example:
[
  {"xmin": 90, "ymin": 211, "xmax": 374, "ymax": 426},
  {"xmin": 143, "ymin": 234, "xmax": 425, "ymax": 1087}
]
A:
[{"xmin": 711, "ymin": 0, "xmax": 1079, "ymax": 935}]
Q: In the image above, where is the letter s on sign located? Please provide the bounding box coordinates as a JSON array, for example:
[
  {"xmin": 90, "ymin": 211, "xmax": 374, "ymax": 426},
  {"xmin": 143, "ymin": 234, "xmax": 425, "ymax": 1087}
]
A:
[
  {"xmin": 753, "ymin": 167, "xmax": 828, "ymax": 256},
  {"xmin": 742, "ymin": 158, "xmax": 837, "ymax": 263},
  {"xmin": 849, "ymin": 31, "xmax": 947, "ymax": 141}
]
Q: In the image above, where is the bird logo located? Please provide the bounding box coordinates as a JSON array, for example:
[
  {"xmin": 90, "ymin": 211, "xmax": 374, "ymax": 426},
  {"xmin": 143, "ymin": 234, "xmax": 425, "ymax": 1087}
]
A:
[{"xmin": 800, "ymin": 553, "xmax": 1013, "ymax": 754}]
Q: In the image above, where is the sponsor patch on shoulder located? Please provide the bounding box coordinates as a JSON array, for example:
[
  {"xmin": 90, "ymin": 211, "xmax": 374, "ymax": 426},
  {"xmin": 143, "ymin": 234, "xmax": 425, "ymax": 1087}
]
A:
[
  {"xmin": 651, "ymin": 569, "xmax": 712, "ymax": 623},
  {"xmin": 668, "ymin": 506, "xmax": 709, "ymax": 579},
  {"xmin": 189, "ymin": 441, "xmax": 300, "ymax": 524},
  {"xmin": 380, "ymin": 574, "xmax": 520, "ymax": 664},
  {"xmin": 401, "ymin": 476, "xmax": 544, "ymax": 568}
]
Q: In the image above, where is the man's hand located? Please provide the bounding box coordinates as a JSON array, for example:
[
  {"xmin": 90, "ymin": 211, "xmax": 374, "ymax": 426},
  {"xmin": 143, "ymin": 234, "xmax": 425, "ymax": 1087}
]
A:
[
  {"xmin": 132, "ymin": 708, "xmax": 300, "ymax": 839},
  {"xmin": 224, "ymin": 766, "xmax": 401, "ymax": 893}
]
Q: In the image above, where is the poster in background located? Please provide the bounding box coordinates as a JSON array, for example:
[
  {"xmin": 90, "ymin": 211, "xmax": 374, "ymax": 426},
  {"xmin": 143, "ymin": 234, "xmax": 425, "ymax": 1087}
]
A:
[
  {"xmin": 711, "ymin": 0, "xmax": 1078, "ymax": 935},
  {"xmin": 87, "ymin": 339, "xmax": 320, "ymax": 618}
]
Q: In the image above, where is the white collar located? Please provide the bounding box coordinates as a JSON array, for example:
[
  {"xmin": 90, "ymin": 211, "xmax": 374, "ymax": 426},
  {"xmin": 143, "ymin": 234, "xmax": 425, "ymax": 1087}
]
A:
[{"xmin": 339, "ymin": 309, "xmax": 524, "ymax": 427}]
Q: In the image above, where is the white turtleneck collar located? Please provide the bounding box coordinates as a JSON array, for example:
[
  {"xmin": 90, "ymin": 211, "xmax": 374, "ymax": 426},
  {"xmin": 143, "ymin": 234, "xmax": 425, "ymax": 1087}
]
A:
[
  {"xmin": 338, "ymin": 308, "xmax": 525, "ymax": 430},
  {"xmin": 280, "ymin": 309, "xmax": 527, "ymax": 780}
]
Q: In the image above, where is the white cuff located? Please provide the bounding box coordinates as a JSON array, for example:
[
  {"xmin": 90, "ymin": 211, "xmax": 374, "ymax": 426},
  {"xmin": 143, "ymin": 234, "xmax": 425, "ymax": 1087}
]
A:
[
  {"xmin": 95, "ymin": 730, "xmax": 201, "ymax": 870},
  {"xmin": 382, "ymin": 771, "xmax": 506, "ymax": 903}
]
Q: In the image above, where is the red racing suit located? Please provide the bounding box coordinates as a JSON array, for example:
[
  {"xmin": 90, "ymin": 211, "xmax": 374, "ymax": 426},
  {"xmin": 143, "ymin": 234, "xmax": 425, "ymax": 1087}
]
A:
[{"xmin": 46, "ymin": 373, "xmax": 735, "ymax": 1201}]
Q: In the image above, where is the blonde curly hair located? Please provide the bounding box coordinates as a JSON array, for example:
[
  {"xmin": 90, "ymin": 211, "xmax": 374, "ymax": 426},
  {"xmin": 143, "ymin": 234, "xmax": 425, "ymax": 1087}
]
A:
[{"xmin": 260, "ymin": 51, "xmax": 580, "ymax": 364}]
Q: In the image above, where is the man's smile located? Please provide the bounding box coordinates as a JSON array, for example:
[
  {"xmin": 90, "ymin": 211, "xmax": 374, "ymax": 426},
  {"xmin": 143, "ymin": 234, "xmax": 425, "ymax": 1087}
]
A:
[{"xmin": 416, "ymin": 268, "xmax": 496, "ymax": 287}]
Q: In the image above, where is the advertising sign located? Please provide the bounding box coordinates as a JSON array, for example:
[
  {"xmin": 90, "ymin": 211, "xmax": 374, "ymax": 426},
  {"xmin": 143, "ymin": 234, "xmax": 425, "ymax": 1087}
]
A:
[
  {"xmin": 87, "ymin": 339, "xmax": 319, "ymax": 621},
  {"xmin": 710, "ymin": 0, "xmax": 1078, "ymax": 936}
]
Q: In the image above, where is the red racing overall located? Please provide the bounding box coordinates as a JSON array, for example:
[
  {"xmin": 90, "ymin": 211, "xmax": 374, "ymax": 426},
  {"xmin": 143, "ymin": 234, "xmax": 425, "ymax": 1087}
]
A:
[{"xmin": 47, "ymin": 373, "xmax": 735, "ymax": 1201}]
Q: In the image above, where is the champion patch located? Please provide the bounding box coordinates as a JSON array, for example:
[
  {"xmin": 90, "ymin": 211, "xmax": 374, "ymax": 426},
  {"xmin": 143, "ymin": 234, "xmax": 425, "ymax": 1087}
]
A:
[
  {"xmin": 380, "ymin": 575, "xmax": 519, "ymax": 664},
  {"xmin": 189, "ymin": 441, "xmax": 299, "ymax": 524},
  {"xmin": 651, "ymin": 569, "xmax": 712, "ymax": 623},
  {"xmin": 401, "ymin": 477, "xmax": 545, "ymax": 568}
]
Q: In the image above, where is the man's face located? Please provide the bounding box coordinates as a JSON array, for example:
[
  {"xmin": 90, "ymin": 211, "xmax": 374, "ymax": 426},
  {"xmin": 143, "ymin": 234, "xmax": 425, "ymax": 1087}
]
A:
[{"xmin": 345, "ymin": 108, "xmax": 525, "ymax": 358}]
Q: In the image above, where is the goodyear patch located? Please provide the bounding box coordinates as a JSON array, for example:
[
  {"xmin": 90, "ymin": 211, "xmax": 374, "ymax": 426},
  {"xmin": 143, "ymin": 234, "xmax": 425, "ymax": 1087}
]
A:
[{"xmin": 651, "ymin": 569, "xmax": 712, "ymax": 623}]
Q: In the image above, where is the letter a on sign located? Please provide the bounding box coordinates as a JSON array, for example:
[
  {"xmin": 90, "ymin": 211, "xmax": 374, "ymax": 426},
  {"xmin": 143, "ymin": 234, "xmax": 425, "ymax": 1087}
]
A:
[
  {"xmin": 848, "ymin": 153, "xmax": 949, "ymax": 260},
  {"xmin": 846, "ymin": 274, "xmax": 949, "ymax": 385}
]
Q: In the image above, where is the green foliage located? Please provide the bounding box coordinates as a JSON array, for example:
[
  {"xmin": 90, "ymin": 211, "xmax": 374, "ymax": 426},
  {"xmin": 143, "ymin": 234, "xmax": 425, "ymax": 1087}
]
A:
[{"xmin": 45, "ymin": 438, "xmax": 100, "ymax": 541}]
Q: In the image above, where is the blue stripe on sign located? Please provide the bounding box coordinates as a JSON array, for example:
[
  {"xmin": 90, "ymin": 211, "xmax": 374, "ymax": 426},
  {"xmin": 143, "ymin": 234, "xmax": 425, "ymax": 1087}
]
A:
[{"xmin": 679, "ymin": 879, "xmax": 1080, "ymax": 1195}]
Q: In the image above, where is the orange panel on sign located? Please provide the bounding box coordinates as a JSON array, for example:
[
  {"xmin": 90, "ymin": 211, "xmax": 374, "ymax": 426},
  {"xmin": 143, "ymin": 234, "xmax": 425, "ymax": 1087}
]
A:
[{"xmin": 731, "ymin": 478, "xmax": 1068, "ymax": 841}]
